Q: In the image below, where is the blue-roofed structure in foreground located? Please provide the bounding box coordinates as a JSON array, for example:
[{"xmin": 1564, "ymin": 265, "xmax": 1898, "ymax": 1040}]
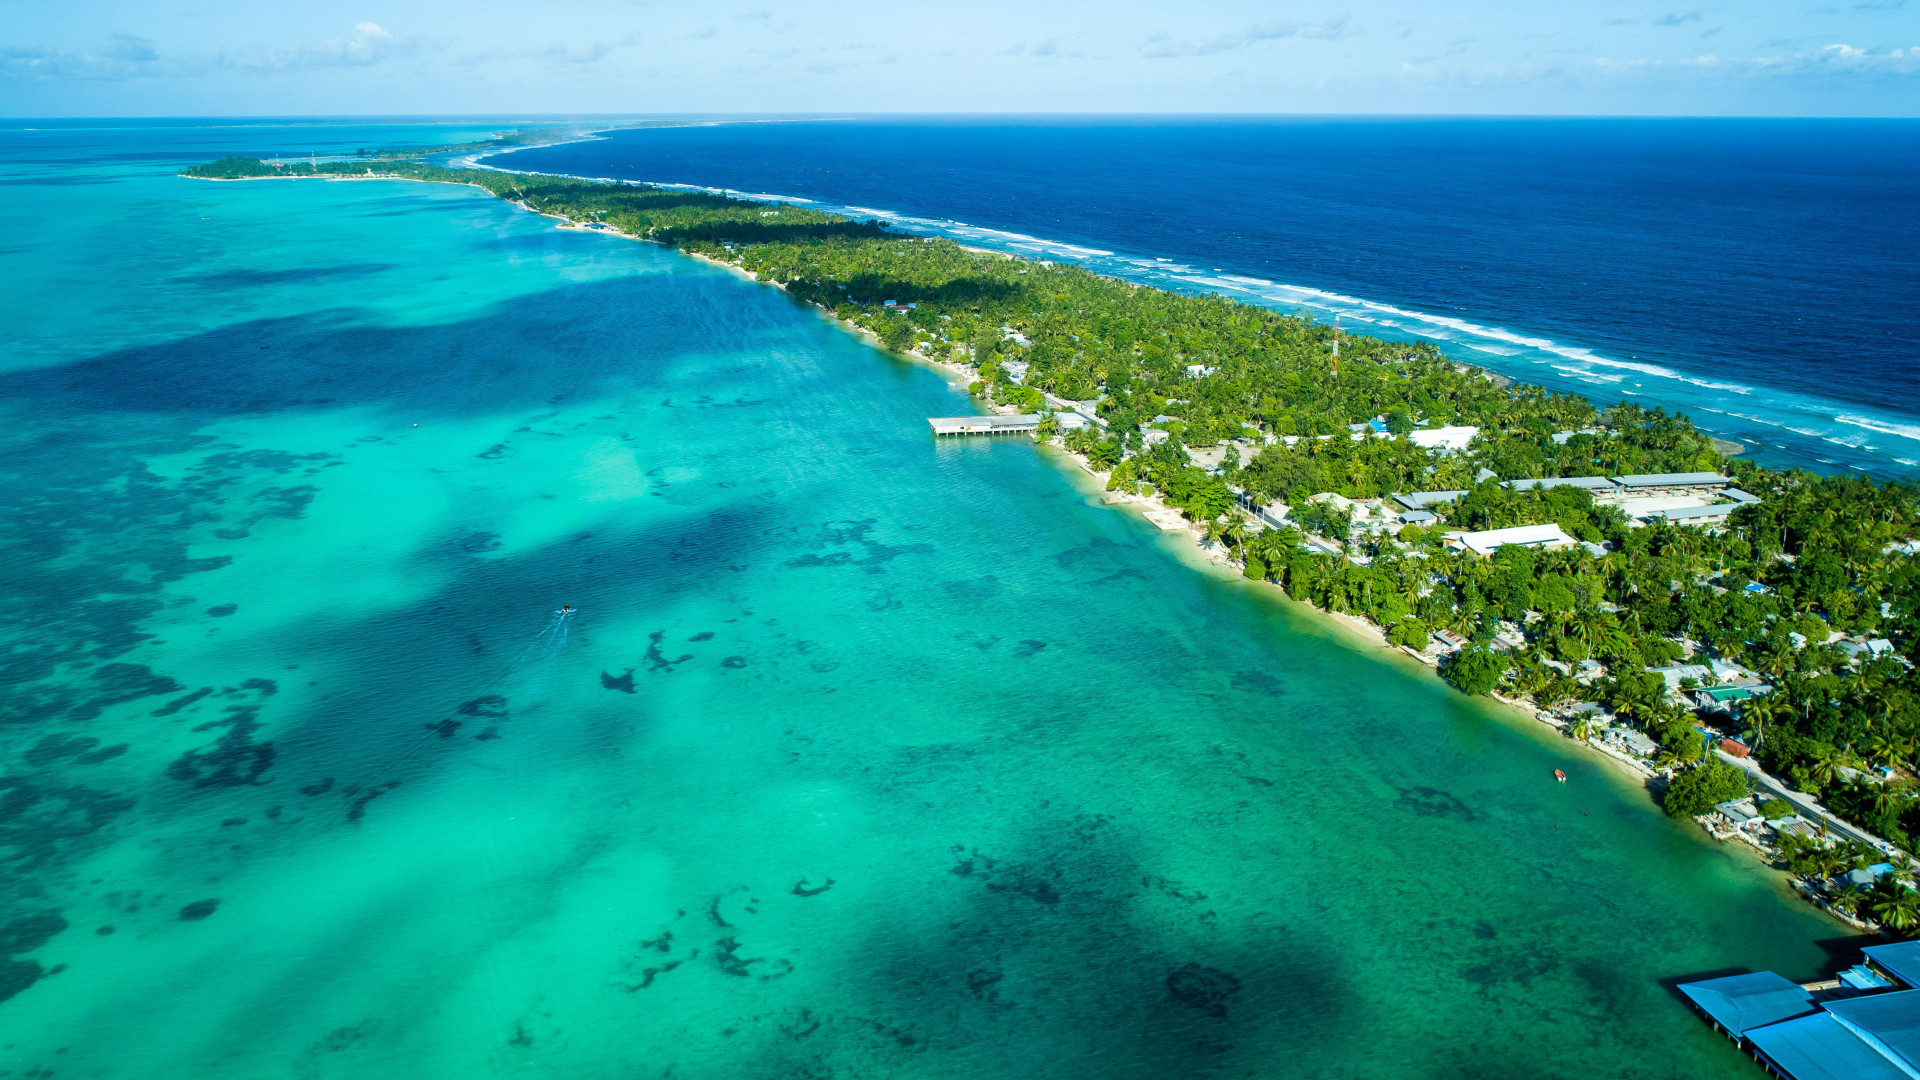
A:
[
  {"xmin": 1865, "ymin": 941, "xmax": 1920, "ymax": 992},
  {"xmin": 1678, "ymin": 972, "xmax": 1817, "ymax": 1038},
  {"xmin": 1826, "ymin": 992, "xmax": 1920, "ymax": 1072},
  {"xmin": 1679, "ymin": 949, "xmax": 1920, "ymax": 1080},
  {"xmin": 1746, "ymin": 1012, "xmax": 1912, "ymax": 1080}
]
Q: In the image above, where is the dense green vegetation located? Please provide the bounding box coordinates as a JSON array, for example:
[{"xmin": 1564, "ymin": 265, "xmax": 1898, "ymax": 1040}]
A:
[
  {"xmin": 187, "ymin": 150, "xmax": 1920, "ymax": 916},
  {"xmin": 1662, "ymin": 761, "xmax": 1750, "ymax": 817}
]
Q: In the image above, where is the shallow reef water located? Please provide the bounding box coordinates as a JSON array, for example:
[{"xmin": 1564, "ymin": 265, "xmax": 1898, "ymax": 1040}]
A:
[{"xmin": 0, "ymin": 121, "xmax": 1858, "ymax": 1079}]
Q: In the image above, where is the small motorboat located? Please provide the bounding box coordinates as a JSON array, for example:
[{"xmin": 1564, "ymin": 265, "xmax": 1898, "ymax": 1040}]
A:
[{"xmin": 1554, "ymin": 769, "xmax": 1567, "ymax": 783}]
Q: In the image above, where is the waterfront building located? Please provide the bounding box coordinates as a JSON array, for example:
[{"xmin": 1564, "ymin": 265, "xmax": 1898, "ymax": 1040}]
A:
[
  {"xmin": 1712, "ymin": 799, "xmax": 1767, "ymax": 835},
  {"xmin": 1612, "ymin": 729, "xmax": 1659, "ymax": 757},
  {"xmin": 1863, "ymin": 942, "xmax": 1920, "ymax": 989},
  {"xmin": 1746, "ymin": 992, "xmax": 1920, "ymax": 1080},
  {"xmin": 1678, "ymin": 972, "xmax": 1817, "ymax": 1040},
  {"xmin": 927, "ymin": 414, "xmax": 1042, "ymax": 435},
  {"xmin": 1679, "ymin": 946, "xmax": 1920, "ymax": 1080}
]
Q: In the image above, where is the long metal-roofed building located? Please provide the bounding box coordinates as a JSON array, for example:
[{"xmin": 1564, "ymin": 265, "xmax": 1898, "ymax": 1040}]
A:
[
  {"xmin": 1393, "ymin": 490, "xmax": 1466, "ymax": 511},
  {"xmin": 1677, "ymin": 942, "xmax": 1920, "ymax": 1080},
  {"xmin": 1506, "ymin": 476, "xmax": 1617, "ymax": 492},
  {"xmin": 1677, "ymin": 972, "xmax": 1818, "ymax": 1041},
  {"xmin": 1648, "ymin": 502, "xmax": 1741, "ymax": 525},
  {"xmin": 1865, "ymin": 942, "xmax": 1920, "ymax": 989},
  {"xmin": 1610, "ymin": 471, "xmax": 1732, "ymax": 494},
  {"xmin": 927, "ymin": 414, "xmax": 1042, "ymax": 436},
  {"xmin": 1747, "ymin": 992, "xmax": 1920, "ymax": 1080}
]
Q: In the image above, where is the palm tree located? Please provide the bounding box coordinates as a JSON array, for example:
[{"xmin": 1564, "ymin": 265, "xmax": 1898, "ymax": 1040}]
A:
[
  {"xmin": 1740, "ymin": 695, "xmax": 1784, "ymax": 752},
  {"xmin": 1569, "ymin": 609, "xmax": 1608, "ymax": 657},
  {"xmin": 1803, "ymin": 843, "xmax": 1851, "ymax": 883},
  {"xmin": 1807, "ymin": 746, "xmax": 1847, "ymax": 792},
  {"xmin": 1865, "ymin": 731, "xmax": 1909, "ymax": 772}
]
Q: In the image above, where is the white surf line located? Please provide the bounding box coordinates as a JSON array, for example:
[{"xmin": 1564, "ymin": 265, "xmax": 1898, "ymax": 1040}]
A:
[{"xmin": 456, "ymin": 117, "xmax": 862, "ymax": 169}]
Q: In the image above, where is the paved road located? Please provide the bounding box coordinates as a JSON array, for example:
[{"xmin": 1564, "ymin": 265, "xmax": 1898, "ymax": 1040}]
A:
[{"xmin": 1716, "ymin": 748, "xmax": 1902, "ymax": 859}]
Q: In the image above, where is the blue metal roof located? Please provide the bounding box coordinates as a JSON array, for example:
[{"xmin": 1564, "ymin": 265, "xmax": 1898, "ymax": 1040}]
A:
[
  {"xmin": 1827, "ymin": 989, "xmax": 1920, "ymax": 1070},
  {"xmin": 1865, "ymin": 941, "xmax": 1920, "ymax": 989},
  {"xmin": 1676, "ymin": 971, "xmax": 1817, "ymax": 1036},
  {"xmin": 1747, "ymin": 1012, "xmax": 1911, "ymax": 1080}
]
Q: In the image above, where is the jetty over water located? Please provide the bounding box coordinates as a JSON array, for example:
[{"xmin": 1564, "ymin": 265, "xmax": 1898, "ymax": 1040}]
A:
[
  {"xmin": 928, "ymin": 414, "xmax": 1042, "ymax": 436},
  {"xmin": 1677, "ymin": 941, "xmax": 1920, "ymax": 1080}
]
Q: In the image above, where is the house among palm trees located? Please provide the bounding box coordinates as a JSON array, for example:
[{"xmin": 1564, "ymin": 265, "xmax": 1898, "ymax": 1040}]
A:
[{"xmin": 1679, "ymin": 941, "xmax": 1920, "ymax": 1080}]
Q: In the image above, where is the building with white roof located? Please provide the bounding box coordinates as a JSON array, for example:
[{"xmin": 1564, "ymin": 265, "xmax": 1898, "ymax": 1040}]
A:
[
  {"xmin": 1647, "ymin": 663, "xmax": 1713, "ymax": 691},
  {"xmin": 1408, "ymin": 425, "xmax": 1479, "ymax": 451},
  {"xmin": 1446, "ymin": 523, "xmax": 1578, "ymax": 557},
  {"xmin": 1650, "ymin": 503, "xmax": 1740, "ymax": 525}
]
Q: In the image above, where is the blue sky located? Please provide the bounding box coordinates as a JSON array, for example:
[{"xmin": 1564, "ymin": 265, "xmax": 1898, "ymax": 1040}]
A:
[{"xmin": 3, "ymin": 1, "xmax": 1916, "ymax": 116}]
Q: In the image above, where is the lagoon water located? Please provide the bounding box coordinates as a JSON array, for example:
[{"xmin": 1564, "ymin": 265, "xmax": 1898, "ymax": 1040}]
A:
[{"xmin": 0, "ymin": 121, "xmax": 1856, "ymax": 1078}]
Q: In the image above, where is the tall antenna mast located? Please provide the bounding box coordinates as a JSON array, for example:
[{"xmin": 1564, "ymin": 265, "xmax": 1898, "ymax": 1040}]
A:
[{"xmin": 1331, "ymin": 316, "xmax": 1341, "ymax": 381}]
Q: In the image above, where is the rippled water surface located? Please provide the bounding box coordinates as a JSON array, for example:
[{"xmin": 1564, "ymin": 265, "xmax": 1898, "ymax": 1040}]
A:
[{"xmin": 0, "ymin": 121, "xmax": 1855, "ymax": 1079}]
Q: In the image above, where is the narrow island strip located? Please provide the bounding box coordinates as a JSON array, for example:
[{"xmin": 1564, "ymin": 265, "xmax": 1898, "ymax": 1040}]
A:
[{"xmin": 184, "ymin": 145, "xmax": 1920, "ymax": 936}]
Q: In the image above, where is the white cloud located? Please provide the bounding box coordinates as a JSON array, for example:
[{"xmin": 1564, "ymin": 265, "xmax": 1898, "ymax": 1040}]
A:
[
  {"xmin": 236, "ymin": 21, "xmax": 412, "ymax": 69},
  {"xmin": 104, "ymin": 34, "xmax": 158, "ymax": 63},
  {"xmin": 1142, "ymin": 18, "xmax": 1350, "ymax": 59},
  {"xmin": 0, "ymin": 22, "xmax": 422, "ymax": 81},
  {"xmin": 452, "ymin": 34, "xmax": 642, "ymax": 68},
  {"xmin": 1587, "ymin": 41, "xmax": 1920, "ymax": 76}
]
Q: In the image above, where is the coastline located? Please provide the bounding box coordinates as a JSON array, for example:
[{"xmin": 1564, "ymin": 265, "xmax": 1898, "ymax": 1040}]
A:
[
  {"xmin": 182, "ymin": 158, "xmax": 1904, "ymax": 937},
  {"xmin": 651, "ymin": 211, "xmax": 1900, "ymax": 936}
]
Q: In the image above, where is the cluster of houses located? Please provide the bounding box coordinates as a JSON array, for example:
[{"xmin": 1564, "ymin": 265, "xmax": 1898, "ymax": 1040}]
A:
[
  {"xmin": 1226, "ymin": 472, "xmax": 1764, "ymax": 576},
  {"xmin": 1679, "ymin": 941, "xmax": 1920, "ymax": 1080}
]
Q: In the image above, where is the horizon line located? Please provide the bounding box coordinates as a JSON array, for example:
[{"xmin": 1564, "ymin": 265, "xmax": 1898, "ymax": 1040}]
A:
[{"xmin": 5, "ymin": 111, "xmax": 1920, "ymax": 124}]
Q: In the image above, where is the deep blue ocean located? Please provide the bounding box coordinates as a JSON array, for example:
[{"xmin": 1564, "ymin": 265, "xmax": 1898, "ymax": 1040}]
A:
[{"xmin": 504, "ymin": 117, "xmax": 1920, "ymax": 478}]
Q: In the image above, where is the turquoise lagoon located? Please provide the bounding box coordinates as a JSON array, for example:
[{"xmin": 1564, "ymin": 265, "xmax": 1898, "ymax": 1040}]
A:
[{"xmin": 0, "ymin": 123, "xmax": 1853, "ymax": 1078}]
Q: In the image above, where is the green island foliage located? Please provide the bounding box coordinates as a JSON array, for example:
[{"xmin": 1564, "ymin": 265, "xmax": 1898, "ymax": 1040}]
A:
[
  {"xmin": 1660, "ymin": 760, "xmax": 1749, "ymax": 817},
  {"xmin": 185, "ymin": 150, "xmax": 1920, "ymax": 877}
]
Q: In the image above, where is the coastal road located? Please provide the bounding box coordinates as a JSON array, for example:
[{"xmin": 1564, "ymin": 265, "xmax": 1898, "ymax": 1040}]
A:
[{"xmin": 1716, "ymin": 749, "xmax": 1902, "ymax": 859}]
